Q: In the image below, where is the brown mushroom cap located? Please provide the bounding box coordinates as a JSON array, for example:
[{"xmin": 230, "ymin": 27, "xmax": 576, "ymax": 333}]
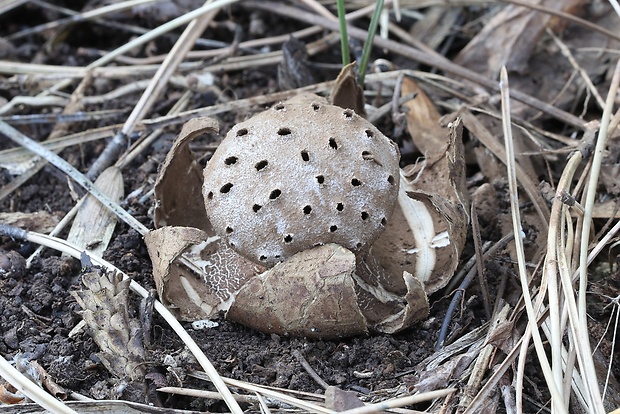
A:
[{"xmin": 203, "ymin": 93, "xmax": 400, "ymax": 266}]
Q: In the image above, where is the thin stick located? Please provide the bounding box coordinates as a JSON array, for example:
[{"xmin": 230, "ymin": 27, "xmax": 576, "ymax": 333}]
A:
[{"xmin": 0, "ymin": 121, "xmax": 147, "ymax": 234}]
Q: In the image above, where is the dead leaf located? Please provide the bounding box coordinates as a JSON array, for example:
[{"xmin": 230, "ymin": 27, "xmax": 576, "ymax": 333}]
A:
[
  {"xmin": 0, "ymin": 211, "xmax": 58, "ymax": 233},
  {"xmin": 455, "ymin": 0, "xmax": 583, "ymax": 79},
  {"xmin": 153, "ymin": 116, "xmax": 218, "ymax": 232},
  {"xmin": 411, "ymin": 351, "xmax": 475, "ymax": 393},
  {"xmin": 329, "ymin": 62, "xmax": 366, "ymax": 117},
  {"xmin": 277, "ymin": 36, "xmax": 315, "ymax": 90},
  {"xmin": 67, "ymin": 166, "xmax": 123, "ymax": 257},
  {"xmin": 401, "ymin": 77, "xmax": 446, "ymax": 162}
]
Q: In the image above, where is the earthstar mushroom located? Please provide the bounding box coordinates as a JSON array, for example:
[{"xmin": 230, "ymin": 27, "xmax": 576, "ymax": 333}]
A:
[{"xmin": 202, "ymin": 93, "xmax": 400, "ymax": 266}]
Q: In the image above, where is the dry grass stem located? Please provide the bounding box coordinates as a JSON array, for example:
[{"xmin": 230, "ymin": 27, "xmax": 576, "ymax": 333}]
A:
[{"xmin": 500, "ymin": 66, "xmax": 566, "ymax": 412}]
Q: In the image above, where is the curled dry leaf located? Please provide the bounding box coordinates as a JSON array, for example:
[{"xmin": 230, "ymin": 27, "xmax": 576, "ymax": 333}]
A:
[
  {"xmin": 146, "ymin": 93, "xmax": 468, "ymax": 338},
  {"xmin": 400, "ymin": 77, "xmax": 446, "ymax": 162},
  {"xmin": 72, "ymin": 269, "xmax": 145, "ymax": 381}
]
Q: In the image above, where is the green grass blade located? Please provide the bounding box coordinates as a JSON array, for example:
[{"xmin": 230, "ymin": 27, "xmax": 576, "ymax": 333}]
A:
[
  {"xmin": 336, "ymin": 0, "xmax": 350, "ymax": 66},
  {"xmin": 358, "ymin": 0, "xmax": 384, "ymax": 86}
]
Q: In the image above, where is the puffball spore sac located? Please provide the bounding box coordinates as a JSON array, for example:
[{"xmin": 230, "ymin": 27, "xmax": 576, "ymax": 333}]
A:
[{"xmin": 203, "ymin": 94, "xmax": 400, "ymax": 266}]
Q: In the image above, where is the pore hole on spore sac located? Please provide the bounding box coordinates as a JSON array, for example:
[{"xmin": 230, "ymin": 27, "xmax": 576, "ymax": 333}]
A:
[
  {"xmin": 388, "ymin": 175, "xmax": 395, "ymax": 185},
  {"xmin": 253, "ymin": 204, "xmax": 262, "ymax": 212},
  {"xmin": 311, "ymin": 102, "xmax": 320, "ymax": 111},
  {"xmin": 269, "ymin": 189, "xmax": 281, "ymax": 200},
  {"xmin": 361, "ymin": 211, "xmax": 369, "ymax": 220},
  {"xmin": 224, "ymin": 156, "xmax": 238, "ymax": 165},
  {"xmin": 225, "ymin": 226, "xmax": 233, "ymax": 234},
  {"xmin": 236, "ymin": 128, "xmax": 248, "ymax": 137},
  {"xmin": 303, "ymin": 205, "xmax": 312, "ymax": 215},
  {"xmin": 301, "ymin": 150, "xmax": 310, "ymax": 161},
  {"xmin": 381, "ymin": 217, "xmax": 387, "ymax": 226},
  {"xmin": 365, "ymin": 129, "xmax": 374, "ymax": 138},
  {"xmin": 220, "ymin": 183, "xmax": 233, "ymax": 193},
  {"xmin": 336, "ymin": 202, "xmax": 344, "ymax": 211},
  {"xmin": 284, "ymin": 234, "xmax": 293, "ymax": 243},
  {"xmin": 316, "ymin": 175, "xmax": 325, "ymax": 184},
  {"xmin": 274, "ymin": 103, "xmax": 285, "ymax": 110},
  {"xmin": 329, "ymin": 225, "xmax": 338, "ymax": 232},
  {"xmin": 343, "ymin": 109, "xmax": 353, "ymax": 119},
  {"xmin": 351, "ymin": 178, "xmax": 362, "ymax": 187},
  {"xmin": 329, "ymin": 137, "xmax": 338, "ymax": 149},
  {"xmin": 255, "ymin": 160, "xmax": 268, "ymax": 171},
  {"xmin": 277, "ymin": 127, "xmax": 292, "ymax": 136},
  {"xmin": 207, "ymin": 191, "xmax": 213, "ymax": 200}
]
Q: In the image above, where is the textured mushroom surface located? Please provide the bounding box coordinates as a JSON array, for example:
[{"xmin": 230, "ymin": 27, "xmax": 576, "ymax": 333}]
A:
[{"xmin": 203, "ymin": 93, "xmax": 400, "ymax": 266}]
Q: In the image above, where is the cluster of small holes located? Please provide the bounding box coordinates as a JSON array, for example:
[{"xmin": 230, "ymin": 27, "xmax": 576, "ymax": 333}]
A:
[
  {"xmin": 269, "ymin": 189, "xmax": 281, "ymax": 200},
  {"xmin": 255, "ymin": 160, "xmax": 268, "ymax": 171},
  {"xmin": 204, "ymin": 96, "xmax": 401, "ymax": 266}
]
